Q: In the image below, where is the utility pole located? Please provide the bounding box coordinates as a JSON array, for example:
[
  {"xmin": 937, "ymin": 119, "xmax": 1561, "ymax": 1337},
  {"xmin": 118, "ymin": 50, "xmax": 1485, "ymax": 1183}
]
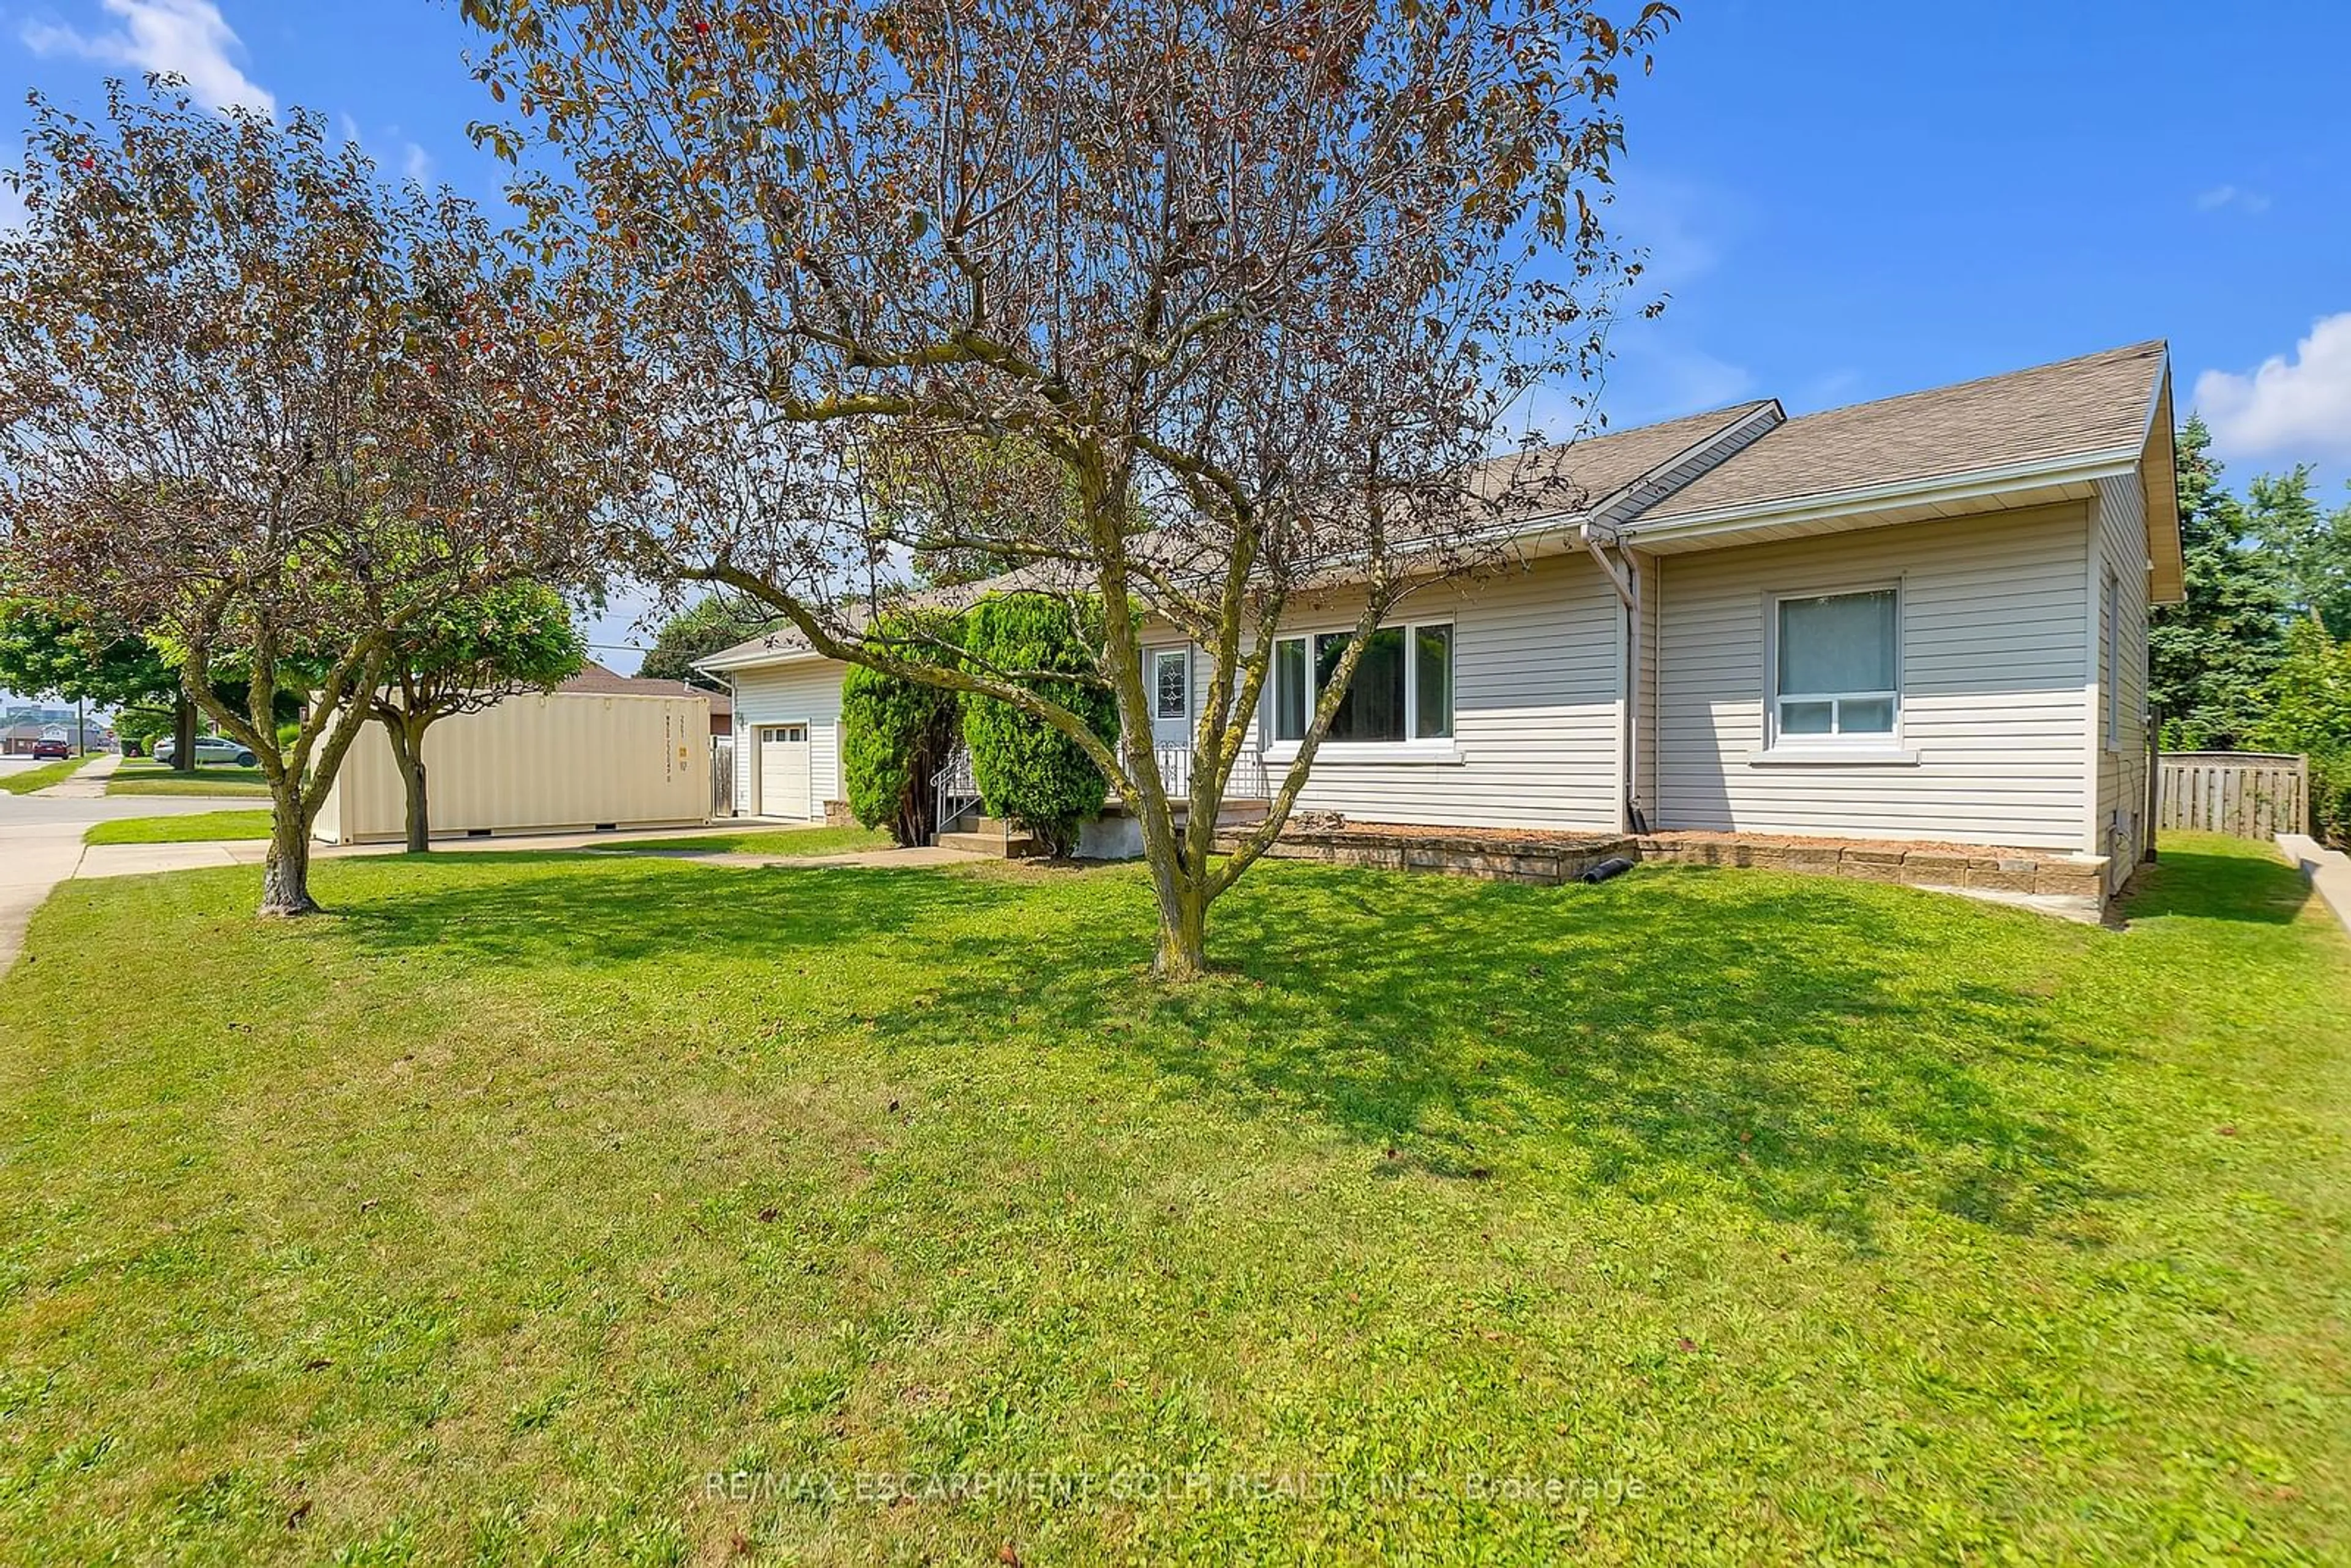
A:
[{"xmin": 75, "ymin": 697, "xmax": 84, "ymax": 756}]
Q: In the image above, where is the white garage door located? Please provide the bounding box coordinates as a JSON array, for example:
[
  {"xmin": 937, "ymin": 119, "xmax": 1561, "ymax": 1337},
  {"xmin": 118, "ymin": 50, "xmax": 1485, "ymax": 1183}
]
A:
[{"xmin": 758, "ymin": 724, "xmax": 811, "ymax": 819}]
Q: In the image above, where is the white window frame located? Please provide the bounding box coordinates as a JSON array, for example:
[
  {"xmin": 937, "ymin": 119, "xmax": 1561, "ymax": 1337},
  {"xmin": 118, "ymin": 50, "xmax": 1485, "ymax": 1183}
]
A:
[
  {"xmin": 1265, "ymin": 620, "xmax": 1458, "ymax": 760},
  {"xmin": 1150, "ymin": 647, "xmax": 1190, "ymax": 723},
  {"xmin": 1764, "ymin": 584, "xmax": 1903, "ymax": 751}
]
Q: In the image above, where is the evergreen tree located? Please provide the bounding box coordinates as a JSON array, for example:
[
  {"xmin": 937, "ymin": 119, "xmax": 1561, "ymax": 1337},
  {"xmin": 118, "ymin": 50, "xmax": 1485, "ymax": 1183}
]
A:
[
  {"xmin": 958, "ymin": 594, "xmax": 1118, "ymax": 856},
  {"xmin": 839, "ymin": 611, "xmax": 964, "ymax": 846},
  {"xmin": 2149, "ymin": 418, "xmax": 2292, "ymax": 748},
  {"xmin": 2250, "ymin": 613, "xmax": 2351, "ymax": 843},
  {"xmin": 2246, "ymin": 467, "xmax": 2351, "ymax": 640}
]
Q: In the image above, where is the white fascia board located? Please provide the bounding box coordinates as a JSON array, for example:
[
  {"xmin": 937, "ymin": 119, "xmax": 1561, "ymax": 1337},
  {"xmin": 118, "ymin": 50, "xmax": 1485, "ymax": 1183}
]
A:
[{"xmin": 693, "ymin": 643, "xmax": 827, "ymax": 675}]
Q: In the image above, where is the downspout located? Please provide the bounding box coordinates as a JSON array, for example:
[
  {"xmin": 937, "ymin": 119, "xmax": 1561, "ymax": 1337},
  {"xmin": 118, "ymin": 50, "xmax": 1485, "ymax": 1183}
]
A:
[
  {"xmin": 1580, "ymin": 525, "xmax": 1648, "ymax": 835},
  {"xmin": 722, "ymin": 673, "xmax": 739, "ymax": 817}
]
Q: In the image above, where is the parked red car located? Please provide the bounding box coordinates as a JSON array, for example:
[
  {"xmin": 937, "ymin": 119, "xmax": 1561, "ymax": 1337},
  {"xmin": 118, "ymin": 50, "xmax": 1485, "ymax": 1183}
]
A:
[{"xmin": 30, "ymin": 739, "xmax": 71, "ymax": 760}]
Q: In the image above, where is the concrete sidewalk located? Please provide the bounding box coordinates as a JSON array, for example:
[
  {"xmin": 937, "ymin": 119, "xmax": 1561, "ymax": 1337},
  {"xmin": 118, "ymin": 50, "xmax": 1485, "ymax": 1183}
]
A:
[
  {"xmin": 72, "ymin": 823, "xmax": 988, "ymax": 880},
  {"xmin": 0, "ymin": 827, "xmax": 86, "ymax": 974},
  {"xmin": 0, "ymin": 775, "xmax": 310, "ymax": 976},
  {"xmin": 35, "ymin": 750, "xmax": 121, "ymax": 797},
  {"xmin": 2278, "ymin": 833, "xmax": 2351, "ymax": 938}
]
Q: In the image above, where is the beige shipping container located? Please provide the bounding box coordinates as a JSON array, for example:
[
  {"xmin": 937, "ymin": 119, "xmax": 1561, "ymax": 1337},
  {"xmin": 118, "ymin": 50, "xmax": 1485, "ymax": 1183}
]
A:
[{"xmin": 314, "ymin": 690, "xmax": 710, "ymax": 846}]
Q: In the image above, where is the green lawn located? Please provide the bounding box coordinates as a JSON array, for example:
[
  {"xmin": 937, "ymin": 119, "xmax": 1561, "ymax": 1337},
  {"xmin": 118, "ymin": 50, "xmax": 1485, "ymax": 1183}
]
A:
[
  {"xmin": 84, "ymin": 808, "xmax": 275, "ymax": 844},
  {"xmin": 107, "ymin": 759, "xmax": 271, "ymax": 797},
  {"xmin": 0, "ymin": 749, "xmax": 94, "ymax": 795},
  {"xmin": 1, "ymin": 835, "xmax": 2346, "ymax": 1563},
  {"xmin": 612, "ymin": 823, "xmax": 893, "ymax": 857}
]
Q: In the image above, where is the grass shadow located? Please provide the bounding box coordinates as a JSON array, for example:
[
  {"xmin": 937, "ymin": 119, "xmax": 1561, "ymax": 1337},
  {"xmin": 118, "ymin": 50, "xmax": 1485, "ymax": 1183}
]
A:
[
  {"xmin": 2120, "ymin": 846, "xmax": 2313, "ymax": 925},
  {"xmin": 337, "ymin": 853, "xmax": 2132, "ymax": 1247}
]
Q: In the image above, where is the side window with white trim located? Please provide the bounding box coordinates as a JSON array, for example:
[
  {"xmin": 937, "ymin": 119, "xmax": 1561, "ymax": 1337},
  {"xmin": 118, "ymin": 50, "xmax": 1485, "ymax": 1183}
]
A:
[{"xmin": 1772, "ymin": 588, "xmax": 1898, "ymax": 743}]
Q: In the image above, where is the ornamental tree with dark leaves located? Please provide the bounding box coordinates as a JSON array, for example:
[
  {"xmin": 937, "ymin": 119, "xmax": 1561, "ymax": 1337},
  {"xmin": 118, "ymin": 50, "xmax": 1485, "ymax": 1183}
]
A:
[
  {"xmin": 468, "ymin": 0, "xmax": 1675, "ymax": 975},
  {"xmin": 0, "ymin": 83, "xmax": 628, "ymax": 913},
  {"xmin": 369, "ymin": 580, "xmax": 586, "ymax": 853}
]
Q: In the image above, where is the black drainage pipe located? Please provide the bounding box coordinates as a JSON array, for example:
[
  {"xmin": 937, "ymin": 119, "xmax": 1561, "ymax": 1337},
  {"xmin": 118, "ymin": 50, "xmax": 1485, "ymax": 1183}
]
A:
[{"xmin": 1579, "ymin": 857, "xmax": 1636, "ymax": 885}]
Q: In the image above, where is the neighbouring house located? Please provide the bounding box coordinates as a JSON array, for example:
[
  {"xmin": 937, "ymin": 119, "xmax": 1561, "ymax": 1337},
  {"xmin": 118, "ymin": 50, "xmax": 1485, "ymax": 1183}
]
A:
[
  {"xmin": 560, "ymin": 659, "xmax": 733, "ymax": 738},
  {"xmin": 697, "ymin": 341, "xmax": 2180, "ymax": 901},
  {"xmin": 2, "ymin": 706, "xmax": 98, "ymax": 756}
]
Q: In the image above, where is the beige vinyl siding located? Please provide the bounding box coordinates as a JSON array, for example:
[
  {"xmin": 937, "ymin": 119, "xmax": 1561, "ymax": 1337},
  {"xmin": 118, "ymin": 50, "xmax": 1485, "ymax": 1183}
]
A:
[
  {"xmin": 1261, "ymin": 552, "xmax": 1622, "ymax": 829},
  {"xmin": 1653, "ymin": 502, "xmax": 2093, "ymax": 851},
  {"xmin": 730, "ymin": 656, "xmax": 847, "ymax": 819},
  {"xmin": 2094, "ymin": 472, "xmax": 2153, "ymax": 887}
]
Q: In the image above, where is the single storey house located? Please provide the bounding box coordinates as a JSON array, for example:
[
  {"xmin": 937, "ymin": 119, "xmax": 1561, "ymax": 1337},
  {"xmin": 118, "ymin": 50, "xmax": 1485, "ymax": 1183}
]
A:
[{"xmin": 697, "ymin": 341, "xmax": 2180, "ymax": 896}]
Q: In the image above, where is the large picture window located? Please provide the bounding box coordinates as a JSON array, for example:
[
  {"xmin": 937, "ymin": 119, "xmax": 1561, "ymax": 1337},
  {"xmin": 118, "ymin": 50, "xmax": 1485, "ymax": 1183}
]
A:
[
  {"xmin": 1270, "ymin": 622, "xmax": 1454, "ymax": 744},
  {"xmin": 1773, "ymin": 588, "xmax": 1897, "ymax": 742}
]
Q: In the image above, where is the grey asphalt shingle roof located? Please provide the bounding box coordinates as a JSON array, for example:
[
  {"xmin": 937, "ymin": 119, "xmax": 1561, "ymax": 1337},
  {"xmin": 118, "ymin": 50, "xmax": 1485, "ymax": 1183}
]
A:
[
  {"xmin": 1640, "ymin": 340, "xmax": 2166, "ymax": 522},
  {"xmin": 1468, "ymin": 399, "xmax": 1777, "ymax": 517},
  {"xmin": 698, "ymin": 342, "xmax": 2172, "ymax": 668},
  {"xmin": 696, "ymin": 408, "xmax": 1776, "ymax": 670}
]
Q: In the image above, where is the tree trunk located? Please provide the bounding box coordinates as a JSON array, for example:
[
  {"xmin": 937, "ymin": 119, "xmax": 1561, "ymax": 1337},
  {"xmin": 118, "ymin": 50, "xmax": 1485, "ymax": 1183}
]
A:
[
  {"xmin": 171, "ymin": 691, "xmax": 197, "ymax": 774},
  {"xmin": 260, "ymin": 792, "xmax": 320, "ymax": 917},
  {"xmin": 401, "ymin": 748, "xmax": 430, "ymax": 853},
  {"xmin": 385, "ymin": 715, "xmax": 433, "ymax": 852},
  {"xmin": 1149, "ymin": 861, "xmax": 1210, "ymax": 980}
]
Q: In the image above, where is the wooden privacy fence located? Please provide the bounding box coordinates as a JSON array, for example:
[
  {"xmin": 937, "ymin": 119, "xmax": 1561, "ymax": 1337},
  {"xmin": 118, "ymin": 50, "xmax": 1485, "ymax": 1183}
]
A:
[
  {"xmin": 710, "ymin": 737, "xmax": 735, "ymax": 817},
  {"xmin": 2157, "ymin": 752, "xmax": 2309, "ymax": 839}
]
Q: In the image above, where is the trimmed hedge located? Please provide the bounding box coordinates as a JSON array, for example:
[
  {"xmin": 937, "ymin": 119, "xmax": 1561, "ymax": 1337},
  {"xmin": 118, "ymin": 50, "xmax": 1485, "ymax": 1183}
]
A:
[
  {"xmin": 840, "ymin": 613, "xmax": 964, "ymax": 846},
  {"xmin": 959, "ymin": 593, "xmax": 1116, "ymax": 854}
]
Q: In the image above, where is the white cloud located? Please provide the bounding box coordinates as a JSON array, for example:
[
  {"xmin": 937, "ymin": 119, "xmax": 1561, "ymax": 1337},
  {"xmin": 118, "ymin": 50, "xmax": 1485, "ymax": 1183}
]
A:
[
  {"xmin": 2195, "ymin": 313, "xmax": 2351, "ymax": 466},
  {"xmin": 2195, "ymin": 184, "xmax": 2271, "ymax": 215},
  {"xmin": 21, "ymin": 1, "xmax": 274, "ymax": 116},
  {"xmin": 401, "ymin": 141, "xmax": 432, "ymax": 185},
  {"xmin": 1800, "ymin": 367, "xmax": 1866, "ymax": 408}
]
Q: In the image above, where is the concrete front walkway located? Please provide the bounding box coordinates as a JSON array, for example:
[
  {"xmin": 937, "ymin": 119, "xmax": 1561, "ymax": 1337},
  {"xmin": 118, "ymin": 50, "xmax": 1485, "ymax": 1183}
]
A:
[
  {"xmin": 2279, "ymin": 833, "xmax": 2351, "ymax": 937},
  {"xmin": 0, "ymin": 828, "xmax": 88, "ymax": 976},
  {"xmin": 617, "ymin": 843, "xmax": 987, "ymax": 871}
]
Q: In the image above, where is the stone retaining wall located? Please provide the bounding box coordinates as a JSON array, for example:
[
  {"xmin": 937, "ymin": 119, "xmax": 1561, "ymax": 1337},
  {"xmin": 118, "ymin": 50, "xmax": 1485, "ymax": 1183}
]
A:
[
  {"xmin": 1213, "ymin": 824, "xmax": 2112, "ymax": 915},
  {"xmin": 1635, "ymin": 836, "xmax": 2109, "ymax": 903}
]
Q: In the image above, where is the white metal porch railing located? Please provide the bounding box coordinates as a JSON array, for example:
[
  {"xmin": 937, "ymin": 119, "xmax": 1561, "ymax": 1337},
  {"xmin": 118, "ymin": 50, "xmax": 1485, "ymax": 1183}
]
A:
[
  {"xmin": 1152, "ymin": 743, "xmax": 1270, "ymax": 802},
  {"xmin": 933, "ymin": 743, "xmax": 1270, "ymax": 837},
  {"xmin": 933, "ymin": 745, "xmax": 982, "ymax": 836}
]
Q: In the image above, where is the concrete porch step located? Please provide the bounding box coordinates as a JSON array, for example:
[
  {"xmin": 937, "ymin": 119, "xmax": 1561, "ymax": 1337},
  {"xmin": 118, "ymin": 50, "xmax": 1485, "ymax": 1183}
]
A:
[{"xmin": 936, "ymin": 828, "xmax": 1046, "ymax": 858}]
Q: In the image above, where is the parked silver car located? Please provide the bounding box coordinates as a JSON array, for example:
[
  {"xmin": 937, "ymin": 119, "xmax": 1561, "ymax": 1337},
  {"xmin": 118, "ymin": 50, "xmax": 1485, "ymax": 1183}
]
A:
[{"xmin": 151, "ymin": 735, "xmax": 257, "ymax": 767}]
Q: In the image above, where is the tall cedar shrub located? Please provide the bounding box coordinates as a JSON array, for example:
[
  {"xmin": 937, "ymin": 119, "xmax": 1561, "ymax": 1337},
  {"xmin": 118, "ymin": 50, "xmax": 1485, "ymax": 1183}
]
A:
[
  {"xmin": 959, "ymin": 594, "xmax": 1116, "ymax": 854},
  {"xmin": 840, "ymin": 612, "xmax": 964, "ymax": 845}
]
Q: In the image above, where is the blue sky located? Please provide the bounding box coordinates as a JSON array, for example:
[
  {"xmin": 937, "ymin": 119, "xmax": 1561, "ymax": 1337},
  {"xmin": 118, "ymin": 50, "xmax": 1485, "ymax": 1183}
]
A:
[{"xmin": 3, "ymin": 0, "xmax": 2347, "ymax": 670}]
